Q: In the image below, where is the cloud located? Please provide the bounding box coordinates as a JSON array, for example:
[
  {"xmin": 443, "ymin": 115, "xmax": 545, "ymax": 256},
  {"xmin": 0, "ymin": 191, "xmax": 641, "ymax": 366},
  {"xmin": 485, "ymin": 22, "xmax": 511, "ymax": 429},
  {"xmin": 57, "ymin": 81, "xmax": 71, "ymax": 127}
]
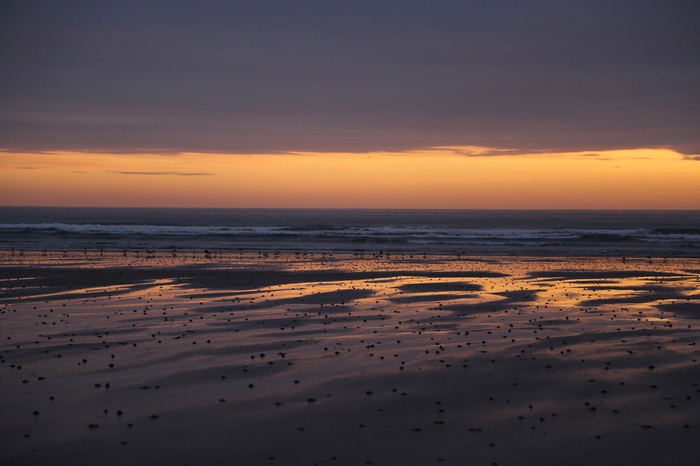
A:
[
  {"xmin": 110, "ymin": 171, "xmax": 214, "ymax": 176},
  {"xmin": 437, "ymin": 146, "xmax": 519, "ymax": 157},
  {"xmin": 1, "ymin": 1, "xmax": 698, "ymax": 155}
]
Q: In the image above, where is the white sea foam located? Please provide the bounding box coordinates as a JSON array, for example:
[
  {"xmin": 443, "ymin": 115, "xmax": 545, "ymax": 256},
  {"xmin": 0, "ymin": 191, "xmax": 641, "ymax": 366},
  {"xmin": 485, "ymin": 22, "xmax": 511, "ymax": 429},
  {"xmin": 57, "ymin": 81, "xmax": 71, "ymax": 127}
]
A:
[{"xmin": 1, "ymin": 208, "xmax": 699, "ymax": 255}]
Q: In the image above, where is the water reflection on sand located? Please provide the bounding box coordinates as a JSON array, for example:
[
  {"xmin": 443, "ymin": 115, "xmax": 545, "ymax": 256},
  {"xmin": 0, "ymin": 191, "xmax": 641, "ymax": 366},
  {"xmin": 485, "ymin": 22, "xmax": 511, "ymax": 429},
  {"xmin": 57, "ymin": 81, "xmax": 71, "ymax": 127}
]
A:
[{"xmin": 1, "ymin": 253, "xmax": 698, "ymax": 465}]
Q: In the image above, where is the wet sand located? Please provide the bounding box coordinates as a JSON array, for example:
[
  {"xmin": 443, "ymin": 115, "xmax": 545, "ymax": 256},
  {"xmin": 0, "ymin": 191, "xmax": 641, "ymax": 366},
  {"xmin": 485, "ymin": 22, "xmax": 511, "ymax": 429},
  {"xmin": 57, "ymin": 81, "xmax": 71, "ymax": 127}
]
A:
[{"xmin": 1, "ymin": 252, "xmax": 699, "ymax": 465}]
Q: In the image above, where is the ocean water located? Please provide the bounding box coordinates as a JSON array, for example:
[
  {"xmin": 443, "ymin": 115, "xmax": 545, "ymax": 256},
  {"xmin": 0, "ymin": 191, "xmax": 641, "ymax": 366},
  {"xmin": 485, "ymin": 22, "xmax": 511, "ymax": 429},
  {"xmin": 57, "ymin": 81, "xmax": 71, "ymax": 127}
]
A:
[{"xmin": 1, "ymin": 207, "xmax": 699, "ymax": 257}]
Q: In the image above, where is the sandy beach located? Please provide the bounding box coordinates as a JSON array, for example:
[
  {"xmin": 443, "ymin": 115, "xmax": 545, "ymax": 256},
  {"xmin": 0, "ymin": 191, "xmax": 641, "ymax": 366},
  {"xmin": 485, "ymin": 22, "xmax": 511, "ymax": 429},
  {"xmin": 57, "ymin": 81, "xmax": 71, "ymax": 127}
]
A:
[{"xmin": 1, "ymin": 252, "xmax": 698, "ymax": 465}]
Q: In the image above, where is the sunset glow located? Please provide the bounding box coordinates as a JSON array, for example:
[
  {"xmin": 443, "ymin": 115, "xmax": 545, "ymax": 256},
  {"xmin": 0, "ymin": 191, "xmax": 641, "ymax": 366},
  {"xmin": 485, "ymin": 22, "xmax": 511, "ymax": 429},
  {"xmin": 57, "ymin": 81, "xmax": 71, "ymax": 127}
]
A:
[
  {"xmin": 2, "ymin": 2, "xmax": 699, "ymax": 211},
  {"xmin": 1, "ymin": 147, "xmax": 697, "ymax": 209}
]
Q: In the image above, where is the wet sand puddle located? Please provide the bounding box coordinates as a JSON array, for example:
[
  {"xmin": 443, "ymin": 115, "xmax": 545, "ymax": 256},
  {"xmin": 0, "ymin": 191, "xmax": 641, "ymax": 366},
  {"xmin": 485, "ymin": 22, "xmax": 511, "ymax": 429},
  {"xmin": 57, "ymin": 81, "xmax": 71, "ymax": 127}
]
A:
[{"xmin": 1, "ymin": 255, "xmax": 698, "ymax": 465}]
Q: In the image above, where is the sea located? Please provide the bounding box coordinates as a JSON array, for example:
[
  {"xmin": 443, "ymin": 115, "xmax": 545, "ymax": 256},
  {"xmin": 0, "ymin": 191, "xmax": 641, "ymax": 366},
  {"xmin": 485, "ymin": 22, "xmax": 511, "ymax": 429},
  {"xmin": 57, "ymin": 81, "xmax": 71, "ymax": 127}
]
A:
[{"xmin": 1, "ymin": 207, "xmax": 699, "ymax": 258}]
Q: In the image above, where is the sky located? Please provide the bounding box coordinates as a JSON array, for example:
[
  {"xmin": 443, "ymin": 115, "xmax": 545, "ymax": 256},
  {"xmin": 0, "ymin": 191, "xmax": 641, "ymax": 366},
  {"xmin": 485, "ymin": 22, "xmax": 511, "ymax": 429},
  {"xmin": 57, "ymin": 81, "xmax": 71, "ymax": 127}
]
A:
[{"xmin": 1, "ymin": 1, "xmax": 699, "ymax": 209}]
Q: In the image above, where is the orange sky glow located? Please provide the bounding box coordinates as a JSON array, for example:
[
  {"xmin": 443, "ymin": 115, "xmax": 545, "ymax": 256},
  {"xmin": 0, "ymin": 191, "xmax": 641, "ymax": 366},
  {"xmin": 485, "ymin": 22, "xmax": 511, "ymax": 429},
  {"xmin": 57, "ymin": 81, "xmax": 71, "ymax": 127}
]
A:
[{"xmin": 1, "ymin": 147, "xmax": 698, "ymax": 209}]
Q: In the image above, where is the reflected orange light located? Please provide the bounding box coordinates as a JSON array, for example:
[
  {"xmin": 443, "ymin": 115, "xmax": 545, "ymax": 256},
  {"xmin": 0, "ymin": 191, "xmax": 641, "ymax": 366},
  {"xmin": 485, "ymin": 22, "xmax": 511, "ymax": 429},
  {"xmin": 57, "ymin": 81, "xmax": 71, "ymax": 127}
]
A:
[{"xmin": 0, "ymin": 147, "xmax": 698, "ymax": 208}]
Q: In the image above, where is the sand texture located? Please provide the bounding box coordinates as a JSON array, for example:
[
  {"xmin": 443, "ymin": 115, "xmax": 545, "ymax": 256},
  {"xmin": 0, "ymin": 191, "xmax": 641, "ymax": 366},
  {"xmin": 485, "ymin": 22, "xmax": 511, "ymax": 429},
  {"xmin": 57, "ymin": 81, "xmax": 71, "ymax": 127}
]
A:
[{"xmin": 1, "ymin": 253, "xmax": 699, "ymax": 465}]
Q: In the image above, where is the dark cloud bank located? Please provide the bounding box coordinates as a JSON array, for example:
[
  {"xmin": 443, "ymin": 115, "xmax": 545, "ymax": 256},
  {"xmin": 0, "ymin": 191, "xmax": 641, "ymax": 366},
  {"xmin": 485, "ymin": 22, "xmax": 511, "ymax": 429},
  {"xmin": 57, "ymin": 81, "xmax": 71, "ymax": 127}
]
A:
[{"xmin": 1, "ymin": 1, "xmax": 698, "ymax": 155}]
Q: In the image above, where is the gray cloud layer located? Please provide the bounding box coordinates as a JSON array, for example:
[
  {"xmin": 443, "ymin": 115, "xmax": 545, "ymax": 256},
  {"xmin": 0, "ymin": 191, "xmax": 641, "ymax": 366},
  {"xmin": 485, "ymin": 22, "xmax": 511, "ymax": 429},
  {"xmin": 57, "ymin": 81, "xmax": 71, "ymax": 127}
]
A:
[{"xmin": 1, "ymin": 1, "xmax": 698, "ymax": 154}]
